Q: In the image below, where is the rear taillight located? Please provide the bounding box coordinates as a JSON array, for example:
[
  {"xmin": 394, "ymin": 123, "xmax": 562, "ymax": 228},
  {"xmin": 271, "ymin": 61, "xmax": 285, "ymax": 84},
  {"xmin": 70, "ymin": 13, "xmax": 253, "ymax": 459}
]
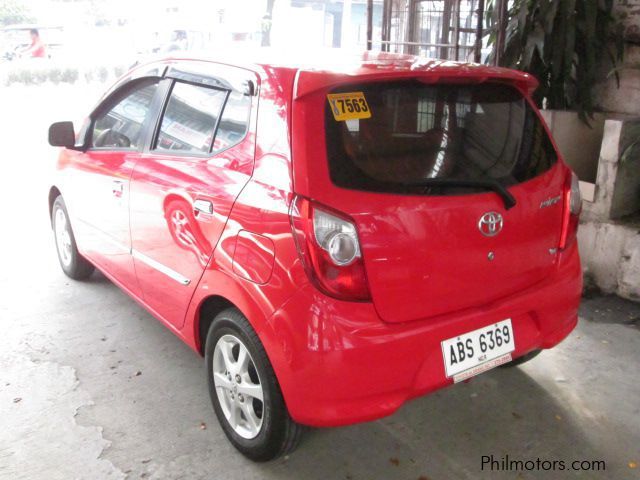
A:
[
  {"xmin": 559, "ymin": 171, "xmax": 582, "ymax": 250},
  {"xmin": 289, "ymin": 196, "xmax": 371, "ymax": 301}
]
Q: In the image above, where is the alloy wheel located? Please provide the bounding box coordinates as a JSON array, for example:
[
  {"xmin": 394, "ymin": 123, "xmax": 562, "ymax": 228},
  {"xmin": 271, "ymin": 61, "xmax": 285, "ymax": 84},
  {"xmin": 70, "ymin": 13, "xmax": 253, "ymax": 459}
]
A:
[
  {"xmin": 212, "ymin": 334, "xmax": 264, "ymax": 439},
  {"xmin": 54, "ymin": 208, "xmax": 73, "ymax": 267}
]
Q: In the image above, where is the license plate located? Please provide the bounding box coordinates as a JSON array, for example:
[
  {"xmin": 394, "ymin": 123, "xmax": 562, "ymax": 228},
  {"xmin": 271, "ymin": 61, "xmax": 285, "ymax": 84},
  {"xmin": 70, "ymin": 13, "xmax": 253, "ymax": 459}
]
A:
[{"xmin": 441, "ymin": 319, "xmax": 515, "ymax": 383}]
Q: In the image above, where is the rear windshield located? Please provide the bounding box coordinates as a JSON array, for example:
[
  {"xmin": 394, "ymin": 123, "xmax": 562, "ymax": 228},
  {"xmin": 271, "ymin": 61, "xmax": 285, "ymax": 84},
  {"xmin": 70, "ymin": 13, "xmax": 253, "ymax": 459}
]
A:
[{"xmin": 325, "ymin": 81, "xmax": 557, "ymax": 195}]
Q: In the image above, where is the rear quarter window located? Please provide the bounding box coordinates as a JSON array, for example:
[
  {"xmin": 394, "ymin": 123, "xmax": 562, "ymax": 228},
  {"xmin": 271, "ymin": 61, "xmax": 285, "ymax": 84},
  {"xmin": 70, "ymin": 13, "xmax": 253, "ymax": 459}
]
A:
[
  {"xmin": 153, "ymin": 80, "xmax": 252, "ymax": 156},
  {"xmin": 155, "ymin": 81, "xmax": 227, "ymax": 154},
  {"xmin": 325, "ymin": 81, "xmax": 557, "ymax": 195},
  {"xmin": 212, "ymin": 90, "xmax": 251, "ymax": 153}
]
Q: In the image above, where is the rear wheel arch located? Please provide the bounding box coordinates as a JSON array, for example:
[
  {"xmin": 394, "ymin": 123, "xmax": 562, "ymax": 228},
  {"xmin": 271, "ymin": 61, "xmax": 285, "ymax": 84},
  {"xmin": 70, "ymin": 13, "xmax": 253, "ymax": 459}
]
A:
[
  {"xmin": 194, "ymin": 292, "xmax": 289, "ymax": 391},
  {"xmin": 195, "ymin": 292, "xmax": 276, "ymax": 353},
  {"xmin": 194, "ymin": 279, "xmax": 280, "ymax": 357},
  {"xmin": 197, "ymin": 295, "xmax": 236, "ymax": 355}
]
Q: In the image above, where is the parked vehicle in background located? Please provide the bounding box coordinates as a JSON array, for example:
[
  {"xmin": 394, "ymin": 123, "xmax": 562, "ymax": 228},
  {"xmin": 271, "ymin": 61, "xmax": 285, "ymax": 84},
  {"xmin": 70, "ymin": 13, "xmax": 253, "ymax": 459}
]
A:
[
  {"xmin": 0, "ymin": 24, "xmax": 63, "ymax": 61},
  {"xmin": 47, "ymin": 51, "xmax": 582, "ymax": 461}
]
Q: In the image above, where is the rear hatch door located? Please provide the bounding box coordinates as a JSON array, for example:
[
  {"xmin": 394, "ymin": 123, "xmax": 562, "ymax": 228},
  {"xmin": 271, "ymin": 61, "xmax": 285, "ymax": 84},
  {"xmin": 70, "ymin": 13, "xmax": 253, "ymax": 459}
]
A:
[{"xmin": 315, "ymin": 79, "xmax": 566, "ymax": 323}]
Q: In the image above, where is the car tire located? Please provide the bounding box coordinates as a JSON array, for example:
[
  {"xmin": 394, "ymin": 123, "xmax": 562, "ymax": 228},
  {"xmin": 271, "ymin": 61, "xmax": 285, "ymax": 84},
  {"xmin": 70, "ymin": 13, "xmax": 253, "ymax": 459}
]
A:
[
  {"xmin": 500, "ymin": 349, "xmax": 541, "ymax": 368},
  {"xmin": 52, "ymin": 196, "xmax": 94, "ymax": 280},
  {"xmin": 205, "ymin": 308, "xmax": 302, "ymax": 461}
]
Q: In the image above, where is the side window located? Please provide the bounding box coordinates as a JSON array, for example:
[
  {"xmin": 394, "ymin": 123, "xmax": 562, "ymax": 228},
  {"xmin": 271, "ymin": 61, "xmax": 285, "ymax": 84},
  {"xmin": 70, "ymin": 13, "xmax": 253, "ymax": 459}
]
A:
[
  {"xmin": 212, "ymin": 90, "xmax": 251, "ymax": 153},
  {"xmin": 155, "ymin": 81, "xmax": 227, "ymax": 154},
  {"xmin": 92, "ymin": 81, "xmax": 158, "ymax": 149}
]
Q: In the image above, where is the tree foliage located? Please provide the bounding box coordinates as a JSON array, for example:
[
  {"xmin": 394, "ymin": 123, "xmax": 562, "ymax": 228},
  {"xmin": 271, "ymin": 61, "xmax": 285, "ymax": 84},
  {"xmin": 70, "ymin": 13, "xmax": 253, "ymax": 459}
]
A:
[
  {"xmin": 0, "ymin": 0, "xmax": 34, "ymax": 27},
  {"xmin": 487, "ymin": 0, "xmax": 624, "ymax": 120}
]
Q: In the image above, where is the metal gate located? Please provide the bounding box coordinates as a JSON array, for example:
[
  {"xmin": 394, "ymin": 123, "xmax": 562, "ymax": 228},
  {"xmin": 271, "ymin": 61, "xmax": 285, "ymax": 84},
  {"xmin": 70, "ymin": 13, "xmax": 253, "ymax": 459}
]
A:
[{"xmin": 370, "ymin": 0, "xmax": 487, "ymax": 62}]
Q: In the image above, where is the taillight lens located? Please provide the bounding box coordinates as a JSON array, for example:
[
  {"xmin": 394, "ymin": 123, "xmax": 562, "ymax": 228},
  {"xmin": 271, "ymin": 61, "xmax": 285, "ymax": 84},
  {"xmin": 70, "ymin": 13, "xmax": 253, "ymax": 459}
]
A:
[
  {"xmin": 313, "ymin": 209, "xmax": 361, "ymax": 265},
  {"xmin": 289, "ymin": 196, "xmax": 371, "ymax": 301},
  {"xmin": 559, "ymin": 171, "xmax": 582, "ymax": 250}
]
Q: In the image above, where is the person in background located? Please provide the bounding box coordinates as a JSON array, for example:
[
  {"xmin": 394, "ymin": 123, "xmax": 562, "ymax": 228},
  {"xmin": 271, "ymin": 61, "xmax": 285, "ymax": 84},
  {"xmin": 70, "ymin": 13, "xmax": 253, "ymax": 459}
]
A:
[{"xmin": 22, "ymin": 29, "xmax": 47, "ymax": 58}]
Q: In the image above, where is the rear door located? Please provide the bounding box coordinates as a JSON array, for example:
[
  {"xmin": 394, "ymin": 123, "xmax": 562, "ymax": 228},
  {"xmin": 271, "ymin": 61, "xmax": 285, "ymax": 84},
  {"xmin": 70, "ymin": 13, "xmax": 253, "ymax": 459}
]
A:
[
  {"xmin": 299, "ymin": 79, "xmax": 566, "ymax": 323},
  {"xmin": 129, "ymin": 63, "xmax": 256, "ymax": 330}
]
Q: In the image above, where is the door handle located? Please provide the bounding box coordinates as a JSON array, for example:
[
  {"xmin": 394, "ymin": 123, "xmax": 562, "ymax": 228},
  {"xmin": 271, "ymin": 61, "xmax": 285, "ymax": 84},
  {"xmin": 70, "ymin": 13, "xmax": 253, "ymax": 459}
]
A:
[
  {"xmin": 112, "ymin": 180, "xmax": 124, "ymax": 198},
  {"xmin": 193, "ymin": 199, "xmax": 213, "ymax": 215}
]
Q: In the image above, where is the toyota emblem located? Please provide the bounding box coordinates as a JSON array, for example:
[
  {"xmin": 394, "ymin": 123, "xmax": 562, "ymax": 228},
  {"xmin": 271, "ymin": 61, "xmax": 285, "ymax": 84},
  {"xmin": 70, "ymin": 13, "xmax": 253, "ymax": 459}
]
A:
[{"xmin": 478, "ymin": 212, "xmax": 503, "ymax": 237}]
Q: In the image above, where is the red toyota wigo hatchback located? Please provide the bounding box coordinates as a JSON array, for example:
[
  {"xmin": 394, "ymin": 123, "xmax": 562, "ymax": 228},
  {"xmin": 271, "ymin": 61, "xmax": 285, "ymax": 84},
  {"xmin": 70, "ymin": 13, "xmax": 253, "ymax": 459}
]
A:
[{"xmin": 48, "ymin": 51, "xmax": 582, "ymax": 461}]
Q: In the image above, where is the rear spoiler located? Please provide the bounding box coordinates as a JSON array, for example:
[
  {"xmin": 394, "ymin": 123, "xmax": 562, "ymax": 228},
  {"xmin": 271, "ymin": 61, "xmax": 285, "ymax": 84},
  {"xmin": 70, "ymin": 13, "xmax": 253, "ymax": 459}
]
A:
[{"xmin": 294, "ymin": 64, "xmax": 538, "ymax": 100}]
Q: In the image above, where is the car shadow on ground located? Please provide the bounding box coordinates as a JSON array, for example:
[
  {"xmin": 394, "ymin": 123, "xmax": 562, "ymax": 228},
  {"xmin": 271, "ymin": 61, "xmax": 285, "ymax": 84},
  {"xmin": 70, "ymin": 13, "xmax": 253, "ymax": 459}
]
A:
[
  {"xmin": 269, "ymin": 367, "xmax": 608, "ymax": 480},
  {"xmin": 579, "ymin": 294, "xmax": 640, "ymax": 328},
  {"xmin": 84, "ymin": 269, "xmax": 112, "ymax": 285}
]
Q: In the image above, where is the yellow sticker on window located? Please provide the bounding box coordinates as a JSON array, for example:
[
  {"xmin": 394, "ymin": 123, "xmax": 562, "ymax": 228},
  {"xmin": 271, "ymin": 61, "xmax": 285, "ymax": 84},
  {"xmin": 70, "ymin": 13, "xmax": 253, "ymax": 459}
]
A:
[{"xmin": 327, "ymin": 92, "xmax": 372, "ymax": 121}]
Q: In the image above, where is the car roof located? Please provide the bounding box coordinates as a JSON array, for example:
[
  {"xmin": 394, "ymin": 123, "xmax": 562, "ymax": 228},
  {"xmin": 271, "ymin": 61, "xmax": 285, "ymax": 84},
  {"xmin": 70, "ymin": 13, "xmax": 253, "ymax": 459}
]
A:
[
  {"xmin": 169, "ymin": 48, "xmax": 530, "ymax": 79},
  {"xmin": 158, "ymin": 48, "xmax": 538, "ymax": 97}
]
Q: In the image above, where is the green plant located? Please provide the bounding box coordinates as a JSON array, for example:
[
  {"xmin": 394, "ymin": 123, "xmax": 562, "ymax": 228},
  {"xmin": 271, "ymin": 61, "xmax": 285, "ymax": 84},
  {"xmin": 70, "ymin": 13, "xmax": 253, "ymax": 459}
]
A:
[
  {"xmin": 608, "ymin": 62, "xmax": 640, "ymax": 78},
  {"xmin": 0, "ymin": 0, "xmax": 34, "ymax": 26},
  {"xmin": 83, "ymin": 69, "xmax": 94, "ymax": 83},
  {"xmin": 5, "ymin": 69, "xmax": 33, "ymax": 86},
  {"xmin": 95, "ymin": 66, "xmax": 108, "ymax": 83},
  {"xmin": 113, "ymin": 65, "xmax": 126, "ymax": 79},
  {"xmin": 48, "ymin": 67, "xmax": 62, "ymax": 84},
  {"xmin": 2, "ymin": 63, "xmax": 129, "ymax": 87},
  {"xmin": 33, "ymin": 68, "xmax": 48, "ymax": 85},
  {"xmin": 486, "ymin": 0, "xmax": 624, "ymax": 121},
  {"xmin": 60, "ymin": 68, "xmax": 79, "ymax": 84}
]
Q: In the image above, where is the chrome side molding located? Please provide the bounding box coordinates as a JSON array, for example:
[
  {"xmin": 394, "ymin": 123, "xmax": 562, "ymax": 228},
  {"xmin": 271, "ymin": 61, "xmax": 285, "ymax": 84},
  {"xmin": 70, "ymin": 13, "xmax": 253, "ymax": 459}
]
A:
[{"xmin": 132, "ymin": 249, "xmax": 191, "ymax": 286}]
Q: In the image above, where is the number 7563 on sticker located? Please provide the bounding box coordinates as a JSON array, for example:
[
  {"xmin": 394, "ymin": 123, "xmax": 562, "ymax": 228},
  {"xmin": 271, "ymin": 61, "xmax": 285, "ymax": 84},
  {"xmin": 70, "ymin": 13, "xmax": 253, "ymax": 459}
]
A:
[{"xmin": 327, "ymin": 92, "xmax": 372, "ymax": 121}]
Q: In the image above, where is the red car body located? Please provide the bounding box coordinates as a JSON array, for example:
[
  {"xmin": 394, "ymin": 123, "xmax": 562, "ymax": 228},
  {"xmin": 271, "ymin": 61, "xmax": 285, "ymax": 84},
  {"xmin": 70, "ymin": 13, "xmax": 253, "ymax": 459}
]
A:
[{"xmin": 49, "ymin": 51, "xmax": 581, "ymax": 427}]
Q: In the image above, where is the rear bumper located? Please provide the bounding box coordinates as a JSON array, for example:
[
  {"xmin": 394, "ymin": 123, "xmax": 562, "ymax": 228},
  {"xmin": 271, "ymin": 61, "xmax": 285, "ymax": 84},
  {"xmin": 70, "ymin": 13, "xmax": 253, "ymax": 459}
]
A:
[{"xmin": 268, "ymin": 242, "xmax": 581, "ymax": 427}]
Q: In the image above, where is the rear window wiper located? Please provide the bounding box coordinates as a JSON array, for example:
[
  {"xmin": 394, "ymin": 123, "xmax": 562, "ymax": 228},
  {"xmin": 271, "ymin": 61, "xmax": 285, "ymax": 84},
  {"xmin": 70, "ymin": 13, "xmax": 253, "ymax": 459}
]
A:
[{"xmin": 404, "ymin": 178, "xmax": 517, "ymax": 210}]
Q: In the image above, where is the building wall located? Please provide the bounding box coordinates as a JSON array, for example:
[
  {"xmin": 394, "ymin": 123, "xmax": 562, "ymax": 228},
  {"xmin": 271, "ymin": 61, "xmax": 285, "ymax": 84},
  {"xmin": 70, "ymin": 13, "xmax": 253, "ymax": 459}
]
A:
[
  {"xmin": 273, "ymin": 0, "xmax": 382, "ymax": 49},
  {"xmin": 615, "ymin": 0, "xmax": 640, "ymax": 43},
  {"xmin": 594, "ymin": 0, "xmax": 640, "ymax": 115}
]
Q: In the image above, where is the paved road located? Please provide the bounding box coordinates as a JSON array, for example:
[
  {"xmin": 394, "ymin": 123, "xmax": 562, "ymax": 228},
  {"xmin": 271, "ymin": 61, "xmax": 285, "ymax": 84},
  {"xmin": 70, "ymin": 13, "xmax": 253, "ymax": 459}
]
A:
[{"xmin": 1, "ymin": 84, "xmax": 639, "ymax": 480}]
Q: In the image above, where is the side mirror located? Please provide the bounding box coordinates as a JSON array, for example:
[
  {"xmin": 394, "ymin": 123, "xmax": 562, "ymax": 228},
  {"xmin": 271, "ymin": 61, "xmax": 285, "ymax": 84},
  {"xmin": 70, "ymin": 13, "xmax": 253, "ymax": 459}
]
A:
[{"xmin": 48, "ymin": 121, "xmax": 76, "ymax": 148}]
